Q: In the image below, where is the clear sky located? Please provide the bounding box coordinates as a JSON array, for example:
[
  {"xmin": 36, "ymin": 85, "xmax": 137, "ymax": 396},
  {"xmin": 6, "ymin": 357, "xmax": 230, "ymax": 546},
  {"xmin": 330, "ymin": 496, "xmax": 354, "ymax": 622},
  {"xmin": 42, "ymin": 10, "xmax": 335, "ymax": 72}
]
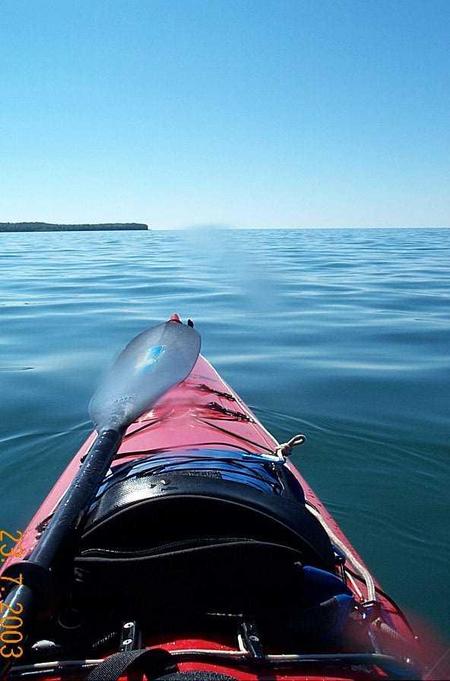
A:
[{"xmin": 0, "ymin": 0, "xmax": 448, "ymax": 228}]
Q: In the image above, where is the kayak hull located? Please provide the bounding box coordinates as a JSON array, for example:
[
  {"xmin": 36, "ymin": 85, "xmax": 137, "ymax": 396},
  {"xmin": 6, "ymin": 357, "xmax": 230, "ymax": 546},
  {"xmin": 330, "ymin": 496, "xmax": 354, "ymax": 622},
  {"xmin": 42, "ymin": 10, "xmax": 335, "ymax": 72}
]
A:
[{"xmin": 2, "ymin": 355, "xmax": 422, "ymax": 680}]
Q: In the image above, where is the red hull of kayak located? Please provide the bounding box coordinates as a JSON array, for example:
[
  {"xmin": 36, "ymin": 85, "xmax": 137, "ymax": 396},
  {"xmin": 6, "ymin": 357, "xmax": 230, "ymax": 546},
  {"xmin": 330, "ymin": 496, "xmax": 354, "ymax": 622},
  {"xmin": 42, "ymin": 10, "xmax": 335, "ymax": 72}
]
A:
[{"xmin": 2, "ymin": 356, "xmax": 421, "ymax": 680}]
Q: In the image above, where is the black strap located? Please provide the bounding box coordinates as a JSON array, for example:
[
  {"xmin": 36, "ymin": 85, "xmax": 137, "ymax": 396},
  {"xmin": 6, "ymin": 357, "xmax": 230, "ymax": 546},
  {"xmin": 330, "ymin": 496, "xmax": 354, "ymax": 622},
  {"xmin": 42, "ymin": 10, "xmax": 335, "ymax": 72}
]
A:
[{"xmin": 87, "ymin": 648, "xmax": 172, "ymax": 681}]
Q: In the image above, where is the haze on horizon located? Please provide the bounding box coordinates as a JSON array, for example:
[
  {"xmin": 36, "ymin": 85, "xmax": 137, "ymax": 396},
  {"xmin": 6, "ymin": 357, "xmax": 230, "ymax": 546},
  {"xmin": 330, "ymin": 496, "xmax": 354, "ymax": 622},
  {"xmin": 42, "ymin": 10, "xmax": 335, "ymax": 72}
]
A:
[{"xmin": 0, "ymin": 0, "xmax": 448, "ymax": 229}]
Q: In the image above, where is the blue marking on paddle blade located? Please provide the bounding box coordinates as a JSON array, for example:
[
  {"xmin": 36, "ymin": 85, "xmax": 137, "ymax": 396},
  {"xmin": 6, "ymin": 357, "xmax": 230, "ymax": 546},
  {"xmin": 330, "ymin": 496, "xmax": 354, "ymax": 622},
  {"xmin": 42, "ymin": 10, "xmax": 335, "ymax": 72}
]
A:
[{"xmin": 136, "ymin": 344, "xmax": 166, "ymax": 372}]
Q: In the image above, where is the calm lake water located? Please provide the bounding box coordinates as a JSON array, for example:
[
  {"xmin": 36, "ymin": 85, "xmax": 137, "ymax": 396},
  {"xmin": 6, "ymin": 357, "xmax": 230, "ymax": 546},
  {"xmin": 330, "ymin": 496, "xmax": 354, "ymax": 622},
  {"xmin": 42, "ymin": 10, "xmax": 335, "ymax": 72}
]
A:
[{"xmin": 0, "ymin": 228, "xmax": 449, "ymax": 644}]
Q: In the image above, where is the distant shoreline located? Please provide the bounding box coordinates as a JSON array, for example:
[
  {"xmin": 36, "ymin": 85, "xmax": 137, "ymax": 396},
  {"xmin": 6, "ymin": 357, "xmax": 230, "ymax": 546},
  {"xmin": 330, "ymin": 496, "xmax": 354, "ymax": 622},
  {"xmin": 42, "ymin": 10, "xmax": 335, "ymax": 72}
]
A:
[{"xmin": 0, "ymin": 222, "xmax": 148, "ymax": 232}]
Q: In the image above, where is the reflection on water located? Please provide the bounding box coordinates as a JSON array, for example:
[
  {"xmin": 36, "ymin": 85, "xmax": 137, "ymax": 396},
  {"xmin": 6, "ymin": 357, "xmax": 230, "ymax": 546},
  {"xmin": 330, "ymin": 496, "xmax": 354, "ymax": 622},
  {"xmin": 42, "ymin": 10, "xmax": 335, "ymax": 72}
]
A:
[{"xmin": 0, "ymin": 227, "xmax": 449, "ymax": 642}]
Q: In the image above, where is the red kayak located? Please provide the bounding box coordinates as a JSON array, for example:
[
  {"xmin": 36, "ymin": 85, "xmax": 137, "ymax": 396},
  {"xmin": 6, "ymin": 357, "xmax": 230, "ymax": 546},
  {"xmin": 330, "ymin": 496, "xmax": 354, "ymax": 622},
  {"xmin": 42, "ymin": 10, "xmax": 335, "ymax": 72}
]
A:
[{"xmin": 0, "ymin": 317, "xmax": 424, "ymax": 680}]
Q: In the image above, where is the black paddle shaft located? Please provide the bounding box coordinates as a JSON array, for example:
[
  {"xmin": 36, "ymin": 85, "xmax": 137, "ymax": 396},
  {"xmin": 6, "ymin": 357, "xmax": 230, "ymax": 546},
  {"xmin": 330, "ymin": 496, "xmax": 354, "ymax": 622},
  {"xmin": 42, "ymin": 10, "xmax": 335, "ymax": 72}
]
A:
[
  {"xmin": 31, "ymin": 429, "xmax": 123, "ymax": 566},
  {"xmin": 0, "ymin": 429, "xmax": 123, "ymax": 678}
]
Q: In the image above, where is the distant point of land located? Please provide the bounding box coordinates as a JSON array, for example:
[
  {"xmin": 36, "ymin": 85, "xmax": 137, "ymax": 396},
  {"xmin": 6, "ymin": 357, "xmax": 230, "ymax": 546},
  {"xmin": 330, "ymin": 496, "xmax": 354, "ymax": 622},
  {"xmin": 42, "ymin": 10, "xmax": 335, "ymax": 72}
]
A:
[{"xmin": 0, "ymin": 222, "xmax": 148, "ymax": 232}]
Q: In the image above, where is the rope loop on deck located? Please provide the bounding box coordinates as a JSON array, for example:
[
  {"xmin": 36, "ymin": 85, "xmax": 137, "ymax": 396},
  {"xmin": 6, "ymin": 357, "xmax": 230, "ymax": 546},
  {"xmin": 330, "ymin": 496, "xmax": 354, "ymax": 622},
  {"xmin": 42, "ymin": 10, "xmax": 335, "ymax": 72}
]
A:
[{"xmin": 275, "ymin": 433, "xmax": 306, "ymax": 458}]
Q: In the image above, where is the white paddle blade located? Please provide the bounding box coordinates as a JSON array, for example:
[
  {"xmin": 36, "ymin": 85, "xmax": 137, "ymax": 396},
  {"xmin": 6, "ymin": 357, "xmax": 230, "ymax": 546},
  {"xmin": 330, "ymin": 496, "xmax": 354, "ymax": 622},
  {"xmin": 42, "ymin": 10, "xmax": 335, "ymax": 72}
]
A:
[{"xmin": 89, "ymin": 320, "xmax": 201, "ymax": 431}]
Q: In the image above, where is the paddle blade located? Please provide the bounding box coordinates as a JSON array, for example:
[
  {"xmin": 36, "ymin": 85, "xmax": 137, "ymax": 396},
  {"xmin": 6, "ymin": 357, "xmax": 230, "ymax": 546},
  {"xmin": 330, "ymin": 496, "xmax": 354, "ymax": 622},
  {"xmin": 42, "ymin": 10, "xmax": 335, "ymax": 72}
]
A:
[{"xmin": 89, "ymin": 319, "xmax": 201, "ymax": 431}]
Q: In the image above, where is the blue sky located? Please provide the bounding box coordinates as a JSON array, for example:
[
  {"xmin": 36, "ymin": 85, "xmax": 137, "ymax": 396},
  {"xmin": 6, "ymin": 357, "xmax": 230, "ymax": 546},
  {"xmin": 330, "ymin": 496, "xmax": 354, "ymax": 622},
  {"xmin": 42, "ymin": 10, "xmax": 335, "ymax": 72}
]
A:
[{"xmin": 0, "ymin": 0, "xmax": 448, "ymax": 228}]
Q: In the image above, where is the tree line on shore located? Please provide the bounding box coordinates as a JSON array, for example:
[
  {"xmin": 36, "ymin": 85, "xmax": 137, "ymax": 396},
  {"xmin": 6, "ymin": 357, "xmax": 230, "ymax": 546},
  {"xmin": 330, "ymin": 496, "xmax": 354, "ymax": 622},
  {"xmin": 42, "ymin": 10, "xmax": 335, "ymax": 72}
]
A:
[{"xmin": 0, "ymin": 222, "xmax": 148, "ymax": 232}]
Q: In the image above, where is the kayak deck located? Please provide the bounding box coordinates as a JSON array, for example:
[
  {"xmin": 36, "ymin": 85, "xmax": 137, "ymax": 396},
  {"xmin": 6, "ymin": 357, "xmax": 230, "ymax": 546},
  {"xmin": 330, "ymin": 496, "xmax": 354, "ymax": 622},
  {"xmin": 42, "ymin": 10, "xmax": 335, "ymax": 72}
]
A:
[{"xmin": 2, "ymin": 355, "xmax": 422, "ymax": 680}]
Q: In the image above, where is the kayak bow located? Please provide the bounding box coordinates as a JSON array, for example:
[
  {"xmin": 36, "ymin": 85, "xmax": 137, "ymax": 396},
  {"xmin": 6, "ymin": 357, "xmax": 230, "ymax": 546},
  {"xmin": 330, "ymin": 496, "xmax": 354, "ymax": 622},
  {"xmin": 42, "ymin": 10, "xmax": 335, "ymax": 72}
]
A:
[{"xmin": 1, "ymin": 317, "xmax": 424, "ymax": 681}]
